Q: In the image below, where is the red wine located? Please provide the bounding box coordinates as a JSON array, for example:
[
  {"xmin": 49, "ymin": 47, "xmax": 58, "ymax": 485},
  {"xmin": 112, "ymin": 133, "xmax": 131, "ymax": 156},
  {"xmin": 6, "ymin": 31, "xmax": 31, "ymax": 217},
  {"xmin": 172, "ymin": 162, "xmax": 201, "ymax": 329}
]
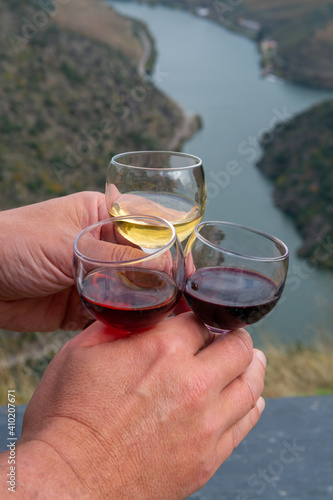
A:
[
  {"xmin": 80, "ymin": 267, "xmax": 180, "ymax": 335},
  {"xmin": 184, "ymin": 267, "xmax": 281, "ymax": 332}
]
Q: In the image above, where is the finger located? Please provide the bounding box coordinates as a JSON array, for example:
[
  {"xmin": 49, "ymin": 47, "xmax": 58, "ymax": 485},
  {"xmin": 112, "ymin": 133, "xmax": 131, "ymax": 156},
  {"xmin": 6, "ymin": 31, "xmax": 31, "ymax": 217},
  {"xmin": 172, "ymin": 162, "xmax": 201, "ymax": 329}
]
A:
[
  {"xmin": 78, "ymin": 229, "xmax": 173, "ymax": 273},
  {"xmin": 77, "ymin": 232, "xmax": 147, "ymax": 262},
  {"xmin": 157, "ymin": 311, "xmax": 216, "ymax": 354},
  {"xmin": 105, "ymin": 183, "xmax": 121, "ymax": 213},
  {"xmin": 216, "ymin": 397, "xmax": 265, "ymax": 465},
  {"xmin": 100, "ymin": 218, "xmax": 142, "ymax": 248},
  {"xmin": 60, "ymin": 288, "xmax": 93, "ymax": 331},
  {"xmin": 196, "ymin": 329, "xmax": 254, "ymax": 389},
  {"xmin": 75, "ymin": 311, "xmax": 214, "ymax": 356},
  {"xmin": 96, "ymin": 191, "xmax": 109, "ymax": 220},
  {"xmin": 217, "ymin": 349, "xmax": 266, "ymax": 432}
]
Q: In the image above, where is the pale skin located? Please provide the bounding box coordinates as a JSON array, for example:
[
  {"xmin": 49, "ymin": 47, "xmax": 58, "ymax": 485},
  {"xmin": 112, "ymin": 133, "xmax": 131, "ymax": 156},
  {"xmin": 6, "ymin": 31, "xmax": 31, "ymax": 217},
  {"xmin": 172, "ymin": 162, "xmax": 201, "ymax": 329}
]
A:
[
  {"xmin": 0, "ymin": 190, "xmax": 186, "ymax": 331},
  {"xmin": 0, "ymin": 191, "xmax": 110, "ymax": 332},
  {"xmin": 0, "ymin": 192, "xmax": 266, "ymax": 499}
]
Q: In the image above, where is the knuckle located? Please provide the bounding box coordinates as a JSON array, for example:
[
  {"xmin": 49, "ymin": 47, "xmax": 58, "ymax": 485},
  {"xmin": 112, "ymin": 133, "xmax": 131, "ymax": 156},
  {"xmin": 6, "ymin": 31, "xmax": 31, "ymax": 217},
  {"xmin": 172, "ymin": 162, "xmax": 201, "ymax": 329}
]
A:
[
  {"xmin": 155, "ymin": 335, "xmax": 179, "ymax": 358},
  {"xmin": 194, "ymin": 453, "xmax": 219, "ymax": 487},
  {"xmin": 241, "ymin": 372, "xmax": 261, "ymax": 410},
  {"xmin": 154, "ymin": 333, "xmax": 184, "ymax": 359},
  {"xmin": 179, "ymin": 450, "xmax": 218, "ymax": 493},
  {"xmin": 234, "ymin": 329, "xmax": 253, "ymax": 361},
  {"xmin": 231, "ymin": 367, "xmax": 264, "ymax": 419}
]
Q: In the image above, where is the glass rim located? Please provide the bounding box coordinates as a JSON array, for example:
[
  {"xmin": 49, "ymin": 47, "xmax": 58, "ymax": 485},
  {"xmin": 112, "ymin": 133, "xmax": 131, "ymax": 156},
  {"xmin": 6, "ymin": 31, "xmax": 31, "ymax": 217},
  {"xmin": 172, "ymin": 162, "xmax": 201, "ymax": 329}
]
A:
[
  {"xmin": 194, "ymin": 220, "xmax": 289, "ymax": 262},
  {"xmin": 110, "ymin": 150, "xmax": 202, "ymax": 171},
  {"xmin": 74, "ymin": 215, "xmax": 177, "ymax": 265}
]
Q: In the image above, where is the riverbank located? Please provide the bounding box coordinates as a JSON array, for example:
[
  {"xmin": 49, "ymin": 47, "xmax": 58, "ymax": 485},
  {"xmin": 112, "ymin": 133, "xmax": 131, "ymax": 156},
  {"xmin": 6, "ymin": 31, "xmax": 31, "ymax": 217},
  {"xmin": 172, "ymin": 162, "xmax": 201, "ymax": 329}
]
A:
[
  {"xmin": 137, "ymin": 0, "xmax": 333, "ymax": 89},
  {"xmin": 54, "ymin": 0, "xmax": 200, "ymax": 151}
]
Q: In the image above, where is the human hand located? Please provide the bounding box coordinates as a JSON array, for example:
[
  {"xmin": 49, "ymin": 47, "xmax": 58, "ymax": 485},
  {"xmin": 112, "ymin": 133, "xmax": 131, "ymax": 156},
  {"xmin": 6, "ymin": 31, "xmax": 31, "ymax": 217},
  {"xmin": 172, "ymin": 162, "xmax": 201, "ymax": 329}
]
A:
[
  {"xmin": 16, "ymin": 314, "xmax": 266, "ymax": 499},
  {"xmin": 0, "ymin": 192, "xmax": 145, "ymax": 332}
]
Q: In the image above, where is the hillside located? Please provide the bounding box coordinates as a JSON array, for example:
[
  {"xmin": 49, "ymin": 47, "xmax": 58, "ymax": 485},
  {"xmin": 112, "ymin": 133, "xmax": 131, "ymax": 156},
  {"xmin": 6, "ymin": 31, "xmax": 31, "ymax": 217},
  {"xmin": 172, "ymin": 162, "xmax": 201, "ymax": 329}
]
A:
[
  {"xmin": 256, "ymin": 99, "xmax": 333, "ymax": 270},
  {"xmin": 230, "ymin": 0, "xmax": 333, "ymax": 88},
  {"xmin": 142, "ymin": 0, "xmax": 333, "ymax": 88},
  {"xmin": 0, "ymin": 0, "xmax": 189, "ymax": 209}
]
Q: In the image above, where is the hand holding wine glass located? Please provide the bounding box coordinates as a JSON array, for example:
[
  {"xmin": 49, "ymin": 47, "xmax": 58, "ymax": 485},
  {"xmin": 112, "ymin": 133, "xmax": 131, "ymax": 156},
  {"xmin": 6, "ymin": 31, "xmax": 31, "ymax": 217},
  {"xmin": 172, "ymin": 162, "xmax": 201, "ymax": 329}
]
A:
[
  {"xmin": 184, "ymin": 221, "xmax": 289, "ymax": 334},
  {"xmin": 73, "ymin": 215, "xmax": 185, "ymax": 337}
]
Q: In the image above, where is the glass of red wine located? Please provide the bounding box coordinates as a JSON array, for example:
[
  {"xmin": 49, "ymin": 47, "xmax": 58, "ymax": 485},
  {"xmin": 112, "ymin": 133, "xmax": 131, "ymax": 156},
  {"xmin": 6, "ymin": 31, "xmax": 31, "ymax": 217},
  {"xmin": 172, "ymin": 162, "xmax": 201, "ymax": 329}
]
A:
[
  {"xmin": 73, "ymin": 215, "xmax": 185, "ymax": 337},
  {"xmin": 184, "ymin": 221, "xmax": 289, "ymax": 334}
]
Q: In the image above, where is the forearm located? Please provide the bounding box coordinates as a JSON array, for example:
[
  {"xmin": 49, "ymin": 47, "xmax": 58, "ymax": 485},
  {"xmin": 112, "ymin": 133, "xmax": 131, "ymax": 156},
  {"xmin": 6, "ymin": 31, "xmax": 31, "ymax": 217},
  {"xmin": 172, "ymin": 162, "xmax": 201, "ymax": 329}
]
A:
[{"xmin": 0, "ymin": 440, "xmax": 90, "ymax": 499}]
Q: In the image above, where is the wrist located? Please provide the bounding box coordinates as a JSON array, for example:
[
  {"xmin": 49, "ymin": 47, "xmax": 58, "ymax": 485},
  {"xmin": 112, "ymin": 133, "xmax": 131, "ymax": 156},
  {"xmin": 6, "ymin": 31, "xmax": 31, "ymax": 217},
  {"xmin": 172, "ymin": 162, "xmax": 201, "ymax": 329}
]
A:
[
  {"xmin": 0, "ymin": 436, "xmax": 92, "ymax": 499},
  {"xmin": 18, "ymin": 415, "xmax": 129, "ymax": 500}
]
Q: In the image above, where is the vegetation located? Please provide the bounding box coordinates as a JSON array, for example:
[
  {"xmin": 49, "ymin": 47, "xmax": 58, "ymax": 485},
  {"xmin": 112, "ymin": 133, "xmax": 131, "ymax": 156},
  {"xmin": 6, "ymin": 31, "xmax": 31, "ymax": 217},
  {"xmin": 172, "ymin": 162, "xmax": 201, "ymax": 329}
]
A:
[
  {"xmin": 232, "ymin": 0, "xmax": 333, "ymax": 88},
  {"xmin": 263, "ymin": 341, "xmax": 333, "ymax": 398},
  {"xmin": 256, "ymin": 99, "xmax": 333, "ymax": 270},
  {"xmin": 0, "ymin": 0, "xmax": 186, "ymax": 209},
  {"xmin": 141, "ymin": 0, "xmax": 333, "ymax": 88},
  {"xmin": 0, "ymin": 329, "xmax": 76, "ymax": 405}
]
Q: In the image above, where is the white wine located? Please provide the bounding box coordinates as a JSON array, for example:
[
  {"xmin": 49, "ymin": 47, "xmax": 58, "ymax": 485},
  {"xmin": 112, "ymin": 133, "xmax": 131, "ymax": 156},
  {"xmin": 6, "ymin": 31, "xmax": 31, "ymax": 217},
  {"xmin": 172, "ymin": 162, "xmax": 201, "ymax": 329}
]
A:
[{"xmin": 109, "ymin": 192, "xmax": 204, "ymax": 248}]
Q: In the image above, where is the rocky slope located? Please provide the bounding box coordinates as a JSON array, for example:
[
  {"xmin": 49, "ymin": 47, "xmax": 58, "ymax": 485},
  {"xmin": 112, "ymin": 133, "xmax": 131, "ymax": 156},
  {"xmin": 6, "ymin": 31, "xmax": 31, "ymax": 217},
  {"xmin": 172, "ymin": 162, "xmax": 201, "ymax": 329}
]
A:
[
  {"xmin": 256, "ymin": 99, "xmax": 333, "ymax": 270},
  {"xmin": 0, "ymin": 0, "xmax": 186, "ymax": 209}
]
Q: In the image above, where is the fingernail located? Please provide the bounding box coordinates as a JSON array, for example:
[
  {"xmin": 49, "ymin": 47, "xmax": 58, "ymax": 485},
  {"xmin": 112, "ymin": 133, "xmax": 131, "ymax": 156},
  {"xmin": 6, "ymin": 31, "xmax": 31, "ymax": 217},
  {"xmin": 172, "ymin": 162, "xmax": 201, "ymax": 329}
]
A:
[
  {"xmin": 257, "ymin": 396, "xmax": 265, "ymax": 415},
  {"xmin": 254, "ymin": 349, "xmax": 266, "ymax": 368}
]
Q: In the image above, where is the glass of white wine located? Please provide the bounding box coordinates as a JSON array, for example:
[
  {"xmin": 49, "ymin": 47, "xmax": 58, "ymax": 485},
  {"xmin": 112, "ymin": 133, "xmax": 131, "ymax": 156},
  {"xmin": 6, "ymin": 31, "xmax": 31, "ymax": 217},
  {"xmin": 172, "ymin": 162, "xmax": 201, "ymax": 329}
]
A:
[{"xmin": 105, "ymin": 151, "xmax": 206, "ymax": 249}]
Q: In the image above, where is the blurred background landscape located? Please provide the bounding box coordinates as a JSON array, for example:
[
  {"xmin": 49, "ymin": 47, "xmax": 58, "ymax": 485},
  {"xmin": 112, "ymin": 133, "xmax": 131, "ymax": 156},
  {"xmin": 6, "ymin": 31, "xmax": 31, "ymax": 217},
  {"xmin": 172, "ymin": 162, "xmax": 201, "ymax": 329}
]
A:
[{"xmin": 0, "ymin": 0, "xmax": 333, "ymax": 404}]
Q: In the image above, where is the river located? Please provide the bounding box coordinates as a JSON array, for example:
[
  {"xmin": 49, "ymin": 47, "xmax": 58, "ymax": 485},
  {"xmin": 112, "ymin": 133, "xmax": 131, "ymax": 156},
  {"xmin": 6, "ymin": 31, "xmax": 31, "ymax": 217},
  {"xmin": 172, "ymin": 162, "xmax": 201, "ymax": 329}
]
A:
[{"xmin": 108, "ymin": 0, "xmax": 333, "ymax": 347}]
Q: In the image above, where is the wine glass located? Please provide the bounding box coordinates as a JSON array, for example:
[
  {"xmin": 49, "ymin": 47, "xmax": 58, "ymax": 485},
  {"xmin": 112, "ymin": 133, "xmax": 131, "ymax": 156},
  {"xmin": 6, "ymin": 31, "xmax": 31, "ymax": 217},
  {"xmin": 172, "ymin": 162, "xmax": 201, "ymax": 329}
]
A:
[
  {"xmin": 73, "ymin": 215, "xmax": 185, "ymax": 337},
  {"xmin": 184, "ymin": 221, "xmax": 289, "ymax": 334},
  {"xmin": 105, "ymin": 151, "xmax": 206, "ymax": 249}
]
